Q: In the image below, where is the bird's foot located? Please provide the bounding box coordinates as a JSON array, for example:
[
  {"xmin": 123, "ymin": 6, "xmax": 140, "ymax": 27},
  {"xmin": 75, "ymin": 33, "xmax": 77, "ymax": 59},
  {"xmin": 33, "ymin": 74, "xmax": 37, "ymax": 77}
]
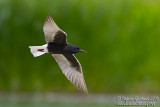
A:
[{"xmin": 38, "ymin": 49, "xmax": 44, "ymax": 52}]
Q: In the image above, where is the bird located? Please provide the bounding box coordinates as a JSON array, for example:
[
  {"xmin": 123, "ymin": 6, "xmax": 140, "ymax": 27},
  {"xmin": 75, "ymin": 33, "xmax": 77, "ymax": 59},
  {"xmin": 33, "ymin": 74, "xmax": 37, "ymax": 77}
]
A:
[{"xmin": 29, "ymin": 15, "xmax": 88, "ymax": 93}]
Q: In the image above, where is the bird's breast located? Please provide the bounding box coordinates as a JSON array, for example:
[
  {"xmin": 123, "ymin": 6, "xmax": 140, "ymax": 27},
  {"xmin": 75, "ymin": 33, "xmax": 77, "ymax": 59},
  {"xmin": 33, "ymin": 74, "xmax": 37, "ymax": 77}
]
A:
[{"xmin": 47, "ymin": 42, "xmax": 66, "ymax": 54}]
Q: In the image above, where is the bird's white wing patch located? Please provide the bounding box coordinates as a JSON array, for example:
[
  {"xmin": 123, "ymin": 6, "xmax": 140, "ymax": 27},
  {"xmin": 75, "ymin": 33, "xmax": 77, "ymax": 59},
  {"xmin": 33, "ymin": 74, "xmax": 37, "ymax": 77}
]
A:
[
  {"xmin": 43, "ymin": 15, "xmax": 64, "ymax": 42},
  {"xmin": 52, "ymin": 54, "xmax": 88, "ymax": 93}
]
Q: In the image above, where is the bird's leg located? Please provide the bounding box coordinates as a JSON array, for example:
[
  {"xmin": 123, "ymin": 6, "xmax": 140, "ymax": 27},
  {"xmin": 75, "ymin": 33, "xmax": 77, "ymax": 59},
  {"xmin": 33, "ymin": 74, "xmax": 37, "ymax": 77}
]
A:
[{"xmin": 38, "ymin": 49, "xmax": 44, "ymax": 52}]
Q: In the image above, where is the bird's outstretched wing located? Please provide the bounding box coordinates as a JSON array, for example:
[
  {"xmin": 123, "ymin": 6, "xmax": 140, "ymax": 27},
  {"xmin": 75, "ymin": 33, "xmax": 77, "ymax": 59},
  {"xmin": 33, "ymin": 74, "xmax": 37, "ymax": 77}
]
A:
[
  {"xmin": 43, "ymin": 15, "xmax": 67, "ymax": 44},
  {"xmin": 52, "ymin": 54, "xmax": 88, "ymax": 93}
]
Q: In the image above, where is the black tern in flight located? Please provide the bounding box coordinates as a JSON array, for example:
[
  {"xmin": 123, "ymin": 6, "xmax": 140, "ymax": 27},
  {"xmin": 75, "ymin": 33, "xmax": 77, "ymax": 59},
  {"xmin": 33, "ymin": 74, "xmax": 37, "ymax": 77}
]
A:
[{"xmin": 29, "ymin": 15, "xmax": 88, "ymax": 93}]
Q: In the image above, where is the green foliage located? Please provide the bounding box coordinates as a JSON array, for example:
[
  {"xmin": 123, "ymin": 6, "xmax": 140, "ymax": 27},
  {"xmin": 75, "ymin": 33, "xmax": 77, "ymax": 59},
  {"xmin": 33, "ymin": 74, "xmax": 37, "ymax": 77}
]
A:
[{"xmin": 0, "ymin": 0, "xmax": 160, "ymax": 93}]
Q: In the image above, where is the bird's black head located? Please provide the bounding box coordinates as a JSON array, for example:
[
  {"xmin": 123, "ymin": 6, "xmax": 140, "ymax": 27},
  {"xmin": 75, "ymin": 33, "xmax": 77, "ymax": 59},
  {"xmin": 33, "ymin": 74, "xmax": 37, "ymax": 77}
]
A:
[{"xmin": 64, "ymin": 44, "xmax": 86, "ymax": 54}]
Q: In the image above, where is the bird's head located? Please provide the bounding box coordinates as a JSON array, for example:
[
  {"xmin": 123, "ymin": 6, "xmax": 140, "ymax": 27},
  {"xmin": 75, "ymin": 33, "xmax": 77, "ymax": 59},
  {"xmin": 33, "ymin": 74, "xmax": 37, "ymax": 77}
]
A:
[
  {"xmin": 73, "ymin": 46, "xmax": 86, "ymax": 54},
  {"xmin": 64, "ymin": 44, "xmax": 86, "ymax": 54}
]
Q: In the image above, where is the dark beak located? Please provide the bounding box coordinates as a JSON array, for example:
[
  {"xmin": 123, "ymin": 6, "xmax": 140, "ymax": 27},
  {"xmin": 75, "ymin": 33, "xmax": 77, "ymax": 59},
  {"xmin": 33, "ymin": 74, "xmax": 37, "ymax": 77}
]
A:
[{"xmin": 79, "ymin": 49, "xmax": 87, "ymax": 53}]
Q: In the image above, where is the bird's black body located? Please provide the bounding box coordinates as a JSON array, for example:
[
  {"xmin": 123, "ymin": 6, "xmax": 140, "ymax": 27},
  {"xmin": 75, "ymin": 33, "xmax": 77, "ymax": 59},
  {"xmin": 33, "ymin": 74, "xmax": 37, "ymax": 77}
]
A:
[
  {"xmin": 47, "ymin": 42, "xmax": 81, "ymax": 54},
  {"xmin": 47, "ymin": 42, "xmax": 66, "ymax": 54}
]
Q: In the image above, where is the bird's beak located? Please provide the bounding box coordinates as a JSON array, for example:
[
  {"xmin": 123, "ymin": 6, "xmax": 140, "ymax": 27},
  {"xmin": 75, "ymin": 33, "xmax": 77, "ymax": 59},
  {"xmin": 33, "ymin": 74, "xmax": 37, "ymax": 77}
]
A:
[{"xmin": 79, "ymin": 49, "xmax": 87, "ymax": 53}]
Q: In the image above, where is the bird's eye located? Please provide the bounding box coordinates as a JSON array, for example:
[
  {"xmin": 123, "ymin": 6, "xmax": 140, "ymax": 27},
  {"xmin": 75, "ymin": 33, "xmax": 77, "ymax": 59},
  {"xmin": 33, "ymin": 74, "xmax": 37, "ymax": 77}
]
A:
[{"xmin": 75, "ymin": 47, "xmax": 79, "ymax": 50}]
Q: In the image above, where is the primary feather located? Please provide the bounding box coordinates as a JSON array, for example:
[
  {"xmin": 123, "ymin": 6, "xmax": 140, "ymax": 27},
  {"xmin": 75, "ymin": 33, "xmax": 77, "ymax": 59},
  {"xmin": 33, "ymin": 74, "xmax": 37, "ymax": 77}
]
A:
[
  {"xmin": 43, "ymin": 15, "xmax": 66, "ymax": 43},
  {"xmin": 53, "ymin": 54, "xmax": 88, "ymax": 93}
]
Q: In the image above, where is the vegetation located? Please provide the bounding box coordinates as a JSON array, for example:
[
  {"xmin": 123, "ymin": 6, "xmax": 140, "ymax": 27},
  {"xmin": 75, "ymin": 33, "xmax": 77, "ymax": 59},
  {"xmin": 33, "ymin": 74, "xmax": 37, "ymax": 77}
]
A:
[{"xmin": 0, "ymin": 0, "xmax": 160, "ymax": 94}]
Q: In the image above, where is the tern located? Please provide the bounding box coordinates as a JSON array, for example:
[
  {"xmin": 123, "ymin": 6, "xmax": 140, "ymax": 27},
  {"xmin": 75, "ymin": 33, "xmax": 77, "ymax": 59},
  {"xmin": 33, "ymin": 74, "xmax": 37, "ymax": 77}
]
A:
[{"xmin": 29, "ymin": 15, "xmax": 88, "ymax": 93}]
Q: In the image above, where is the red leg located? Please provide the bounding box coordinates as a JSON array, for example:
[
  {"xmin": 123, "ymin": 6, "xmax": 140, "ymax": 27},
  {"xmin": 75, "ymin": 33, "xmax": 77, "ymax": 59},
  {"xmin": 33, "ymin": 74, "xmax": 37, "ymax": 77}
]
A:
[{"xmin": 38, "ymin": 49, "xmax": 44, "ymax": 52}]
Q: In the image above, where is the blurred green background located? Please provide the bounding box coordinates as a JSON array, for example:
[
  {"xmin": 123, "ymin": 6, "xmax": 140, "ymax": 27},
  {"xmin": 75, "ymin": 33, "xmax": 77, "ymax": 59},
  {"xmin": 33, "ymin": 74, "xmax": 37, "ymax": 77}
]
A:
[{"xmin": 1, "ymin": 0, "xmax": 160, "ymax": 95}]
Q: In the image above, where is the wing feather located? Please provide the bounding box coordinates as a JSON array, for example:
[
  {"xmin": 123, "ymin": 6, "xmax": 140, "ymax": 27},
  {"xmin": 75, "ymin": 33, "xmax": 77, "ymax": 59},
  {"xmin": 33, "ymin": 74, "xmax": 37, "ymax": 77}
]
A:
[
  {"xmin": 43, "ymin": 15, "xmax": 66, "ymax": 44},
  {"xmin": 52, "ymin": 54, "xmax": 88, "ymax": 93}
]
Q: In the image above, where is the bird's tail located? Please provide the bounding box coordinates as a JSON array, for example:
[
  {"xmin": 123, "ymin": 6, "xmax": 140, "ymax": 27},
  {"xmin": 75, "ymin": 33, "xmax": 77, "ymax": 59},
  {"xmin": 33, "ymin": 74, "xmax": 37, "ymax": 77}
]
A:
[{"xmin": 29, "ymin": 44, "xmax": 48, "ymax": 57}]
